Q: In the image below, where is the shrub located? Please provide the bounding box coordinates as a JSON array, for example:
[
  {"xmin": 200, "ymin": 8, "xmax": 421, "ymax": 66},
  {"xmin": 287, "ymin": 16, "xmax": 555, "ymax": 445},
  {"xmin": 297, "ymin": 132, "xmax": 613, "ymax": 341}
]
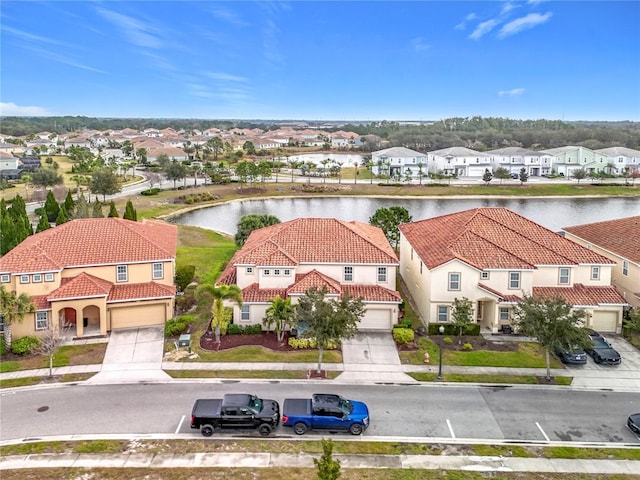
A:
[
  {"xmin": 227, "ymin": 324, "xmax": 243, "ymax": 335},
  {"xmin": 244, "ymin": 324, "xmax": 263, "ymax": 334},
  {"xmin": 443, "ymin": 337, "xmax": 453, "ymax": 344},
  {"xmin": 11, "ymin": 336, "xmax": 40, "ymax": 356},
  {"xmin": 0, "ymin": 336, "xmax": 5, "ymax": 356},
  {"xmin": 288, "ymin": 338, "xmax": 338, "ymax": 349},
  {"xmin": 393, "ymin": 328, "xmax": 415, "ymax": 345},
  {"xmin": 463, "ymin": 342, "xmax": 473, "ymax": 351},
  {"xmin": 165, "ymin": 316, "xmax": 191, "ymax": 337},
  {"xmin": 140, "ymin": 188, "xmax": 161, "ymax": 196}
]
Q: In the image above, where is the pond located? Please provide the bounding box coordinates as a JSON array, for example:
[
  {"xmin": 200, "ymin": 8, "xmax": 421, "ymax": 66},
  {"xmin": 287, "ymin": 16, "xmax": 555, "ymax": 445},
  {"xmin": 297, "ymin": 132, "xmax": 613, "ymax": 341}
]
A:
[{"xmin": 170, "ymin": 196, "xmax": 640, "ymax": 236}]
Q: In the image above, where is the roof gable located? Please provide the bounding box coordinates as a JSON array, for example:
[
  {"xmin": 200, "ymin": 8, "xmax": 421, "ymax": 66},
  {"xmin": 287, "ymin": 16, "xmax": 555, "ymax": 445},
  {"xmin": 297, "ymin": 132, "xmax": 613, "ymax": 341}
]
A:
[{"xmin": 563, "ymin": 216, "xmax": 640, "ymax": 264}]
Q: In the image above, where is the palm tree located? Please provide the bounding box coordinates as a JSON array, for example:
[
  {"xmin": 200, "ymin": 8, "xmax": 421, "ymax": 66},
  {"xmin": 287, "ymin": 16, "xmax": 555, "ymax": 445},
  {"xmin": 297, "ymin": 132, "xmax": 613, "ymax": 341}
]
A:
[
  {"xmin": 195, "ymin": 284, "xmax": 243, "ymax": 343},
  {"xmin": 0, "ymin": 285, "xmax": 36, "ymax": 350},
  {"xmin": 263, "ymin": 295, "xmax": 296, "ymax": 343}
]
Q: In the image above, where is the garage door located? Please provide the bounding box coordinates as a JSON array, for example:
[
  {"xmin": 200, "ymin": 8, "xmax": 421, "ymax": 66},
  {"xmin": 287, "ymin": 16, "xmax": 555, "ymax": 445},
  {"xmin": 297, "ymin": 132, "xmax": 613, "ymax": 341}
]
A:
[
  {"xmin": 591, "ymin": 311, "xmax": 618, "ymax": 333},
  {"xmin": 360, "ymin": 308, "xmax": 393, "ymax": 331},
  {"xmin": 110, "ymin": 303, "xmax": 166, "ymax": 330},
  {"xmin": 468, "ymin": 167, "xmax": 487, "ymax": 177}
]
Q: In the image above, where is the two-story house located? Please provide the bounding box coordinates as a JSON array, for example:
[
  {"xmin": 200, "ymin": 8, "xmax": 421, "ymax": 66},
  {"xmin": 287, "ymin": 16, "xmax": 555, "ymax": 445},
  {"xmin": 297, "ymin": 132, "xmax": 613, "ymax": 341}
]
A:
[
  {"xmin": 542, "ymin": 146, "xmax": 609, "ymax": 176},
  {"xmin": 595, "ymin": 146, "xmax": 640, "ymax": 175},
  {"xmin": 0, "ymin": 218, "xmax": 177, "ymax": 340},
  {"xmin": 399, "ymin": 208, "xmax": 627, "ymax": 334},
  {"xmin": 486, "ymin": 147, "xmax": 553, "ymax": 177},
  {"xmin": 217, "ymin": 218, "xmax": 402, "ymax": 331},
  {"xmin": 563, "ymin": 216, "xmax": 640, "ymax": 309},
  {"xmin": 427, "ymin": 147, "xmax": 493, "ymax": 178},
  {"xmin": 371, "ymin": 147, "xmax": 427, "ymax": 180}
]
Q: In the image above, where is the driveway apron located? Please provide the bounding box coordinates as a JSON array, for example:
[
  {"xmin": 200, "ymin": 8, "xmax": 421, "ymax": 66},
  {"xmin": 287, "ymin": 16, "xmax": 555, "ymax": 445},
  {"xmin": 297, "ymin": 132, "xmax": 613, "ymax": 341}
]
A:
[
  {"xmin": 88, "ymin": 326, "xmax": 170, "ymax": 383},
  {"xmin": 338, "ymin": 332, "xmax": 417, "ymax": 383}
]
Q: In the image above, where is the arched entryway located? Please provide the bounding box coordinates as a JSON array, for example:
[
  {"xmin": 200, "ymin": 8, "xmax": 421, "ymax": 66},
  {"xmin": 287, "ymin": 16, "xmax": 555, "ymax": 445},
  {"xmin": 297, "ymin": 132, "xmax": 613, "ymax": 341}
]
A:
[
  {"xmin": 82, "ymin": 305, "xmax": 101, "ymax": 335},
  {"xmin": 59, "ymin": 307, "xmax": 78, "ymax": 334}
]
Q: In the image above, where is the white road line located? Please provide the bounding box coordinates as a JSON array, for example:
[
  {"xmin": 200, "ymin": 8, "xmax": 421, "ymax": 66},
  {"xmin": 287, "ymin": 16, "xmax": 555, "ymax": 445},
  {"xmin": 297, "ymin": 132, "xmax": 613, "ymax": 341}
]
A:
[
  {"xmin": 175, "ymin": 415, "xmax": 185, "ymax": 434},
  {"xmin": 446, "ymin": 419, "xmax": 455, "ymax": 439},
  {"xmin": 536, "ymin": 422, "xmax": 550, "ymax": 442}
]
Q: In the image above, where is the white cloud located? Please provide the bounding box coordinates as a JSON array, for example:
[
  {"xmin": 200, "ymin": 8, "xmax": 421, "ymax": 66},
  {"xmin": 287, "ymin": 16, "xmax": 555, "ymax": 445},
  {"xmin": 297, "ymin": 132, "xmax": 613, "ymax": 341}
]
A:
[
  {"xmin": 498, "ymin": 88, "xmax": 525, "ymax": 97},
  {"xmin": 210, "ymin": 6, "xmax": 249, "ymax": 27},
  {"xmin": 469, "ymin": 19, "xmax": 499, "ymax": 40},
  {"xmin": 498, "ymin": 12, "xmax": 553, "ymax": 38},
  {"xmin": 455, "ymin": 12, "xmax": 477, "ymax": 30},
  {"xmin": 206, "ymin": 72, "xmax": 248, "ymax": 82},
  {"xmin": 500, "ymin": 2, "xmax": 519, "ymax": 15},
  {"xmin": 411, "ymin": 37, "xmax": 430, "ymax": 52},
  {"xmin": 96, "ymin": 7, "xmax": 162, "ymax": 49},
  {"xmin": 0, "ymin": 102, "xmax": 50, "ymax": 116}
]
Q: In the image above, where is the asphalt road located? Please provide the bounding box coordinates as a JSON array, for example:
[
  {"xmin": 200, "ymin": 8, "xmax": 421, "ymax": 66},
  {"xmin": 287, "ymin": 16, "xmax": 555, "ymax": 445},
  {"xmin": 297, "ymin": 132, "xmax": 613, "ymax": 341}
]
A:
[{"xmin": 2, "ymin": 382, "xmax": 638, "ymax": 445}]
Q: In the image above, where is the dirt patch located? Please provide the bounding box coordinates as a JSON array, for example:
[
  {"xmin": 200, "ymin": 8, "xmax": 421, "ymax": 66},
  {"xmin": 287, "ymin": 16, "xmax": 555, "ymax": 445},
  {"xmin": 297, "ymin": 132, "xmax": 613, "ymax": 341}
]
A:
[{"xmin": 200, "ymin": 332, "xmax": 297, "ymax": 351}]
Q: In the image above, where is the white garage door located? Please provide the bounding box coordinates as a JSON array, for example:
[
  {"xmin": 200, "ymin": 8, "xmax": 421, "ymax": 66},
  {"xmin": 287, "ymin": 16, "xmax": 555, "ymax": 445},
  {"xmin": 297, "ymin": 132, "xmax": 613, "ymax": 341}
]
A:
[
  {"xmin": 110, "ymin": 303, "xmax": 166, "ymax": 330},
  {"xmin": 360, "ymin": 309, "xmax": 393, "ymax": 331},
  {"xmin": 468, "ymin": 167, "xmax": 487, "ymax": 177},
  {"xmin": 591, "ymin": 311, "xmax": 618, "ymax": 333}
]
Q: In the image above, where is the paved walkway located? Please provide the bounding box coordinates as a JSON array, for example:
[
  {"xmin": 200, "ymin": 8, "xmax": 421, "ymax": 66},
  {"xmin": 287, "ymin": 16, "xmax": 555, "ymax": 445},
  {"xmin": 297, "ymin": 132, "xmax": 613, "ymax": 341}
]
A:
[{"xmin": 2, "ymin": 450, "xmax": 638, "ymax": 474}]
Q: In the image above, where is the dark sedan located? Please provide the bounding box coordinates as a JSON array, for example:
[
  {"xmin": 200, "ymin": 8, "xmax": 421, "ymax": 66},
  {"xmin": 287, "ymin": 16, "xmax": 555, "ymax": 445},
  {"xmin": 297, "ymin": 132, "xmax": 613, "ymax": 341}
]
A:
[
  {"xmin": 556, "ymin": 347, "xmax": 587, "ymax": 365},
  {"xmin": 628, "ymin": 413, "xmax": 640, "ymax": 435},
  {"xmin": 585, "ymin": 330, "xmax": 621, "ymax": 365}
]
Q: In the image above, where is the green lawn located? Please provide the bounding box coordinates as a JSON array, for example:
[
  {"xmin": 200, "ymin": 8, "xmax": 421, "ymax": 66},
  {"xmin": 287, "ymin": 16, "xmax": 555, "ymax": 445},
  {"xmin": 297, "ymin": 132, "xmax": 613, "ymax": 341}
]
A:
[
  {"xmin": 165, "ymin": 369, "xmax": 341, "ymax": 379},
  {"xmin": 183, "ymin": 345, "xmax": 342, "ymax": 363},
  {"xmin": 176, "ymin": 225, "xmax": 236, "ymax": 285}
]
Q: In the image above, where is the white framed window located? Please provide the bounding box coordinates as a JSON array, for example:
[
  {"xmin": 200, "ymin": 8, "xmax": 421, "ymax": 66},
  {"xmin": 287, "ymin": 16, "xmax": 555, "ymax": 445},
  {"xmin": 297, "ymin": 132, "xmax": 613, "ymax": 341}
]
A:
[
  {"xmin": 559, "ymin": 268, "xmax": 570, "ymax": 285},
  {"xmin": 623, "ymin": 260, "xmax": 629, "ymax": 276},
  {"xmin": 377, "ymin": 267, "xmax": 387, "ymax": 283},
  {"xmin": 20, "ymin": 275, "xmax": 29, "ymax": 284},
  {"xmin": 116, "ymin": 265, "xmax": 128, "ymax": 282},
  {"xmin": 152, "ymin": 263, "xmax": 163, "ymax": 280},
  {"xmin": 499, "ymin": 307, "xmax": 510, "ymax": 321},
  {"xmin": 591, "ymin": 266, "xmax": 600, "ymax": 281},
  {"xmin": 246, "ymin": 267, "xmax": 254, "ymax": 274},
  {"xmin": 437, "ymin": 306, "xmax": 449, "ymax": 322},
  {"xmin": 274, "ymin": 269, "xmax": 280, "ymax": 276},
  {"xmin": 263, "ymin": 269, "xmax": 271, "ymax": 276},
  {"xmin": 35, "ymin": 311, "xmax": 48, "ymax": 330},
  {"xmin": 0, "ymin": 314, "xmax": 4, "ymax": 332},
  {"xmin": 284, "ymin": 269, "xmax": 291, "ymax": 276},
  {"xmin": 448, "ymin": 272, "xmax": 460, "ymax": 291},
  {"xmin": 420, "ymin": 262, "xmax": 423, "ymax": 274},
  {"xmin": 33, "ymin": 274, "xmax": 42, "ymax": 283},
  {"xmin": 0, "ymin": 274, "xmax": 9, "ymax": 283},
  {"xmin": 344, "ymin": 266, "xmax": 353, "ymax": 282},
  {"xmin": 45, "ymin": 273, "xmax": 54, "ymax": 282},
  {"xmin": 481, "ymin": 271, "xmax": 490, "ymax": 280},
  {"xmin": 241, "ymin": 305, "xmax": 250, "ymax": 321},
  {"xmin": 509, "ymin": 272, "xmax": 520, "ymax": 289}
]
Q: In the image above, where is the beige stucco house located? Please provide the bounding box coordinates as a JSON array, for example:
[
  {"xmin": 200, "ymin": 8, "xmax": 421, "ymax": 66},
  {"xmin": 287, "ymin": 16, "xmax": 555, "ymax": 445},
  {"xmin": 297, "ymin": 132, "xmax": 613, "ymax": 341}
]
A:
[
  {"xmin": 398, "ymin": 208, "xmax": 627, "ymax": 334},
  {"xmin": 217, "ymin": 218, "xmax": 402, "ymax": 331},
  {"xmin": 563, "ymin": 216, "xmax": 640, "ymax": 309},
  {"xmin": 0, "ymin": 218, "xmax": 177, "ymax": 340}
]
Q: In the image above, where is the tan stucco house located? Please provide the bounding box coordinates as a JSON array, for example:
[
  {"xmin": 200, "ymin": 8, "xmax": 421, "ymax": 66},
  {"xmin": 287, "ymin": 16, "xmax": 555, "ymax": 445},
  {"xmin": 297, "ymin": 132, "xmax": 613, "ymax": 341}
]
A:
[
  {"xmin": 398, "ymin": 208, "xmax": 627, "ymax": 334},
  {"xmin": 0, "ymin": 218, "xmax": 177, "ymax": 340},
  {"xmin": 563, "ymin": 216, "xmax": 640, "ymax": 309},
  {"xmin": 217, "ymin": 218, "xmax": 402, "ymax": 331}
]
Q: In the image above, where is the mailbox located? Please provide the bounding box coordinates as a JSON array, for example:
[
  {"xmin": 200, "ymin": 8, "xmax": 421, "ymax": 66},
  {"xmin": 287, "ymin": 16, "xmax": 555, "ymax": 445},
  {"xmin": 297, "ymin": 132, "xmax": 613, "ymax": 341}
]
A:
[{"xmin": 178, "ymin": 334, "xmax": 191, "ymax": 348}]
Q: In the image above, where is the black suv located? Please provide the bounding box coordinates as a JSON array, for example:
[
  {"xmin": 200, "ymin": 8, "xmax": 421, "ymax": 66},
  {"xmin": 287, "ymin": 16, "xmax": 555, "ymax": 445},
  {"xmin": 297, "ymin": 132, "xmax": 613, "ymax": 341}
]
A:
[{"xmin": 585, "ymin": 329, "xmax": 621, "ymax": 365}]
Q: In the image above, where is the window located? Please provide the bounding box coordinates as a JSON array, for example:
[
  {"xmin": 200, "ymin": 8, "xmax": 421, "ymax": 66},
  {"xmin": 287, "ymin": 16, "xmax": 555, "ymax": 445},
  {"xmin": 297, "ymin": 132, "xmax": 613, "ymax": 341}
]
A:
[
  {"xmin": 509, "ymin": 272, "xmax": 520, "ymax": 289},
  {"xmin": 116, "ymin": 265, "xmax": 128, "ymax": 282},
  {"xmin": 0, "ymin": 274, "xmax": 9, "ymax": 283},
  {"xmin": 44, "ymin": 273, "xmax": 54, "ymax": 282},
  {"xmin": 274, "ymin": 269, "xmax": 280, "ymax": 276},
  {"xmin": 246, "ymin": 267, "xmax": 254, "ymax": 274},
  {"xmin": 499, "ymin": 308, "xmax": 510, "ymax": 321},
  {"xmin": 263, "ymin": 269, "xmax": 270, "ymax": 276},
  {"xmin": 420, "ymin": 261, "xmax": 423, "ymax": 274},
  {"xmin": 35, "ymin": 311, "xmax": 48, "ymax": 330},
  {"xmin": 0, "ymin": 314, "xmax": 4, "ymax": 333},
  {"xmin": 377, "ymin": 267, "xmax": 387, "ymax": 283},
  {"xmin": 284, "ymin": 269, "xmax": 291, "ymax": 276},
  {"xmin": 241, "ymin": 305, "xmax": 250, "ymax": 321},
  {"xmin": 33, "ymin": 274, "xmax": 42, "ymax": 283},
  {"xmin": 623, "ymin": 260, "xmax": 629, "ymax": 276},
  {"xmin": 481, "ymin": 271, "xmax": 490, "ymax": 280},
  {"xmin": 152, "ymin": 263, "xmax": 164, "ymax": 280},
  {"xmin": 437, "ymin": 306, "xmax": 449, "ymax": 322},
  {"xmin": 559, "ymin": 268, "xmax": 570, "ymax": 285},
  {"xmin": 448, "ymin": 272, "xmax": 460, "ymax": 291},
  {"xmin": 591, "ymin": 266, "xmax": 600, "ymax": 281},
  {"xmin": 344, "ymin": 266, "xmax": 353, "ymax": 282},
  {"xmin": 20, "ymin": 275, "xmax": 29, "ymax": 284}
]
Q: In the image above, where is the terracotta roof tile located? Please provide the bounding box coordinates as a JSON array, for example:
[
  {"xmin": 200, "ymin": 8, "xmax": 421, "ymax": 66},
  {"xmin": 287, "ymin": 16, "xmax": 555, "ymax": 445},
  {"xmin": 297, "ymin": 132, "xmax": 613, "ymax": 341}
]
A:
[
  {"xmin": 478, "ymin": 283, "xmax": 522, "ymax": 303},
  {"xmin": 532, "ymin": 284, "xmax": 628, "ymax": 306},
  {"xmin": 108, "ymin": 282, "xmax": 176, "ymax": 302},
  {"xmin": 399, "ymin": 208, "xmax": 613, "ymax": 270},
  {"xmin": 563, "ymin": 216, "xmax": 640, "ymax": 264},
  {"xmin": 31, "ymin": 294, "xmax": 51, "ymax": 310},
  {"xmin": 48, "ymin": 273, "xmax": 112, "ymax": 300},
  {"xmin": 342, "ymin": 285, "xmax": 402, "ymax": 303},
  {"xmin": 287, "ymin": 270, "xmax": 342, "ymax": 295},
  {"xmin": 241, "ymin": 284, "xmax": 288, "ymax": 302},
  {"xmin": 0, "ymin": 218, "xmax": 177, "ymax": 274}
]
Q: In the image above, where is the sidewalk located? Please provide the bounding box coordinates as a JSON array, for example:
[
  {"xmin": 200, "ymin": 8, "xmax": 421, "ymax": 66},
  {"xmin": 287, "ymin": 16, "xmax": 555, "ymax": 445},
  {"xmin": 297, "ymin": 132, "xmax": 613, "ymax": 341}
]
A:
[{"xmin": 1, "ymin": 450, "xmax": 638, "ymax": 474}]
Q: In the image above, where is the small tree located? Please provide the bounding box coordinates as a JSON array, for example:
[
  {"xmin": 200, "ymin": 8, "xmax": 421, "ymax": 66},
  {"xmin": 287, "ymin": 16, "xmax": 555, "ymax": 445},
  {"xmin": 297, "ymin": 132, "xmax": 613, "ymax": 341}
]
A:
[
  {"xmin": 493, "ymin": 167, "xmax": 510, "ymax": 184},
  {"xmin": 235, "ymin": 214, "xmax": 281, "ymax": 247},
  {"xmin": 195, "ymin": 284, "xmax": 243, "ymax": 343},
  {"xmin": 175, "ymin": 265, "xmax": 196, "ymax": 292},
  {"xmin": 44, "ymin": 190, "xmax": 60, "ymax": 222},
  {"xmin": 512, "ymin": 294, "xmax": 591, "ymax": 380},
  {"xmin": 90, "ymin": 167, "xmax": 122, "ymax": 201},
  {"xmin": 369, "ymin": 206, "xmax": 412, "ymax": 250},
  {"xmin": 63, "ymin": 191, "xmax": 75, "ymax": 219},
  {"xmin": 55, "ymin": 204, "xmax": 70, "ymax": 225},
  {"xmin": 519, "ymin": 167, "xmax": 529, "ymax": 185},
  {"xmin": 123, "ymin": 200, "xmax": 137, "ymax": 221},
  {"xmin": 36, "ymin": 213, "xmax": 51, "ymax": 233},
  {"xmin": 108, "ymin": 201, "xmax": 119, "ymax": 218},
  {"xmin": 263, "ymin": 295, "xmax": 296, "ymax": 343},
  {"xmin": 165, "ymin": 160, "xmax": 188, "ymax": 188},
  {"xmin": 92, "ymin": 200, "xmax": 104, "ymax": 218},
  {"xmin": 36, "ymin": 324, "xmax": 67, "ymax": 378},
  {"xmin": 451, "ymin": 297, "xmax": 474, "ymax": 344},
  {"xmin": 0, "ymin": 285, "xmax": 36, "ymax": 350},
  {"xmin": 572, "ymin": 168, "xmax": 587, "ymax": 184},
  {"xmin": 314, "ymin": 438, "xmax": 341, "ymax": 480}
]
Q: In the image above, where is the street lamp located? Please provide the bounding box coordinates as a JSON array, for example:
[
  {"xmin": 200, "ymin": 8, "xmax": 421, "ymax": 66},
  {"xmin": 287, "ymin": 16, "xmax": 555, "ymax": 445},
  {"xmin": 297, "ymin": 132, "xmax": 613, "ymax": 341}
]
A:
[{"xmin": 437, "ymin": 325, "xmax": 445, "ymax": 380}]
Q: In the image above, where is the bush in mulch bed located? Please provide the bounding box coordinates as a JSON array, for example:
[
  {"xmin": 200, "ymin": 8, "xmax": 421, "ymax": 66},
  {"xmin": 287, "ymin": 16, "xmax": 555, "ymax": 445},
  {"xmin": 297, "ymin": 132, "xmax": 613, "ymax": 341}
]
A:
[{"xmin": 200, "ymin": 329, "xmax": 297, "ymax": 352}]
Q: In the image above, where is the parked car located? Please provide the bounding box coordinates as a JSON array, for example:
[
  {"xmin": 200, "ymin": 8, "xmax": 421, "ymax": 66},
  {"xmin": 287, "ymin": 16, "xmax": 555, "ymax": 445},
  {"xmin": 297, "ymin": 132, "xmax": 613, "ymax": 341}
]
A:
[
  {"xmin": 282, "ymin": 393, "xmax": 369, "ymax": 435},
  {"xmin": 510, "ymin": 172, "xmax": 519, "ymax": 179},
  {"xmin": 585, "ymin": 329, "xmax": 621, "ymax": 365},
  {"xmin": 556, "ymin": 347, "xmax": 587, "ymax": 365},
  {"xmin": 628, "ymin": 413, "xmax": 640, "ymax": 435}
]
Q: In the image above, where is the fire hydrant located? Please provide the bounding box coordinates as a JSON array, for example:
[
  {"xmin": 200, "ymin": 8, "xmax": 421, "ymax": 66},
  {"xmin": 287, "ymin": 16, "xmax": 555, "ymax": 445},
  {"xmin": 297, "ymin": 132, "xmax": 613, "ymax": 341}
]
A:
[{"xmin": 424, "ymin": 352, "xmax": 430, "ymax": 364}]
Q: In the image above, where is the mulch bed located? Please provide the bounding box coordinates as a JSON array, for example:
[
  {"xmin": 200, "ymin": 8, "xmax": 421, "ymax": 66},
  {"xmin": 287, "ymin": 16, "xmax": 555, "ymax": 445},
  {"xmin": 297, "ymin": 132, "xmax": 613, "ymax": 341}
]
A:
[
  {"xmin": 397, "ymin": 334, "xmax": 519, "ymax": 353},
  {"xmin": 200, "ymin": 331, "xmax": 297, "ymax": 351}
]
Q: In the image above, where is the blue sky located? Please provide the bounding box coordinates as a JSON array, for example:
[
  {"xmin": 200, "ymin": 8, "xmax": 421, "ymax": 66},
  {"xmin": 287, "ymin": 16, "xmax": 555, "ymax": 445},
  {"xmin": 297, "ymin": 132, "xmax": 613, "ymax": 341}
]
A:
[{"xmin": 1, "ymin": 1, "xmax": 639, "ymax": 121}]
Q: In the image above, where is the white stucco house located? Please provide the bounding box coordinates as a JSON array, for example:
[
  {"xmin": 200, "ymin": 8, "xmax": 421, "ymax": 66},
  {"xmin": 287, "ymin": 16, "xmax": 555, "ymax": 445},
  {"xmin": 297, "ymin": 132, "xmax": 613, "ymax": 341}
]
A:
[
  {"xmin": 217, "ymin": 218, "xmax": 402, "ymax": 331},
  {"xmin": 595, "ymin": 146, "xmax": 640, "ymax": 175},
  {"xmin": 398, "ymin": 208, "xmax": 627, "ymax": 334},
  {"xmin": 371, "ymin": 147, "xmax": 427, "ymax": 179},
  {"xmin": 485, "ymin": 147, "xmax": 553, "ymax": 177},
  {"xmin": 427, "ymin": 147, "xmax": 493, "ymax": 177}
]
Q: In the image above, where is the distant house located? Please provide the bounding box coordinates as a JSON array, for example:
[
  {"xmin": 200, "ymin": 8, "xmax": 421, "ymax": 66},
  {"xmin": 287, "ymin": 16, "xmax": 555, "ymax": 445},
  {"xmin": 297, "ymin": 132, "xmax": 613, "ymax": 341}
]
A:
[
  {"xmin": 0, "ymin": 218, "xmax": 177, "ymax": 340},
  {"xmin": 595, "ymin": 146, "xmax": 640, "ymax": 175},
  {"xmin": 399, "ymin": 208, "xmax": 627, "ymax": 334},
  {"xmin": 371, "ymin": 146, "xmax": 427, "ymax": 179},
  {"xmin": 485, "ymin": 147, "xmax": 553, "ymax": 177},
  {"xmin": 427, "ymin": 147, "xmax": 492, "ymax": 177},
  {"xmin": 217, "ymin": 218, "xmax": 402, "ymax": 331},
  {"xmin": 563, "ymin": 216, "xmax": 640, "ymax": 309},
  {"xmin": 542, "ymin": 146, "xmax": 608, "ymax": 176}
]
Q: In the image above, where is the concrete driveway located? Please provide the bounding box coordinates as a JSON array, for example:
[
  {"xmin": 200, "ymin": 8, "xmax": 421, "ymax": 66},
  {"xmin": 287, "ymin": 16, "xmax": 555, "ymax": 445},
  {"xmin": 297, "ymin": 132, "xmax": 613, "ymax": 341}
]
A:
[{"xmin": 87, "ymin": 326, "xmax": 170, "ymax": 383}]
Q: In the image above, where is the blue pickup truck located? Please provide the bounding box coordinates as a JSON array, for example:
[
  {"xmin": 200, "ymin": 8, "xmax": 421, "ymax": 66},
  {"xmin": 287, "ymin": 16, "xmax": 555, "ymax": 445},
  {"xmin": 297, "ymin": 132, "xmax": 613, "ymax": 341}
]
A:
[{"xmin": 282, "ymin": 393, "xmax": 370, "ymax": 435}]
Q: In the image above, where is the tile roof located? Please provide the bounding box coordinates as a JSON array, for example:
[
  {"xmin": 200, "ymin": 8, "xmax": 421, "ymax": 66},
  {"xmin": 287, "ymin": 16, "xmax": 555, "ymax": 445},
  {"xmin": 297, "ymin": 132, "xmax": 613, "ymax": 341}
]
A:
[
  {"xmin": 48, "ymin": 273, "xmax": 112, "ymax": 300},
  {"xmin": 533, "ymin": 284, "xmax": 628, "ymax": 306},
  {"xmin": 0, "ymin": 218, "xmax": 177, "ymax": 274},
  {"xmin": 218, "ymin": 218, "xmax": 398, "ymax": 284},
  {"xmin": 478, "ymin": 283, "xmax": 522, "ymax": 303},
  {"xmin": 563, "ymin": 216, "xmax": 640, "ymax": 264},
  {"xmin": 241, "ymin": 284, "xmax": 288, "ymax": 303},
  {"xmin": 31, "ymin": 294, "xmax": 51, "ymax": 310},
  {"xmin": 287, "ymin": 270, "xmax": 342, "ymax": 295},
  {"xmin": 399, "ymin": 208, "xmax": 613, "ymax": 271},
  {"xmin": 108, "ymin": 282, "xmax": 176, "ymax": 302}
]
